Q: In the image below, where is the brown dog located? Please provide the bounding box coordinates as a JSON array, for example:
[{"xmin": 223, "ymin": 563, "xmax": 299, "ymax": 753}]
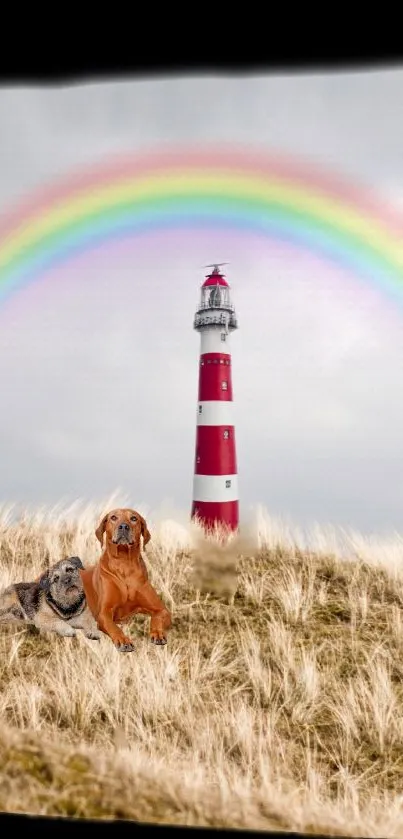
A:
[{"xmin": 79, "ymin": 508, "xmax": 171, "ymax": 652}]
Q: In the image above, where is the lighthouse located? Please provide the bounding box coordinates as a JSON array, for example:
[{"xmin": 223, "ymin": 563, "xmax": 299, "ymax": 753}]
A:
[{"xmin": 191, "ymin": 264, "xmax": 239, "ymax": 532}]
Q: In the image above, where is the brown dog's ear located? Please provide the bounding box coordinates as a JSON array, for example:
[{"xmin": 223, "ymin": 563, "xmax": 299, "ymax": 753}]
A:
[
  {"xmin": 95, "ymin": 515, "xmax": 108, "ymax": 546},
  {"xmin": 141, "ymin": 517, "xmax": 151, "ymax": 547}
]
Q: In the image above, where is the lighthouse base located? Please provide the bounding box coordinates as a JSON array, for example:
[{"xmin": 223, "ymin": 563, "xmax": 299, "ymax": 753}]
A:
[{"xmin": 191, "ymin": 500, "xmax": 239, "ymax": 532}]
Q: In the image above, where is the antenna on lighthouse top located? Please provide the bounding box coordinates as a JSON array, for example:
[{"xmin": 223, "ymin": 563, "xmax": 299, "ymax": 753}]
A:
[{"xmin": 203, "ymin": 262, "xmax": 229, "ymax": 272}]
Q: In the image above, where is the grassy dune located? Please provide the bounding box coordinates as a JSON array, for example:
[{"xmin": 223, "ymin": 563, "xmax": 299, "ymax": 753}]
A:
[{"xmin": 1, "ymin": 495, "xmax": 403, "ymax": 835}]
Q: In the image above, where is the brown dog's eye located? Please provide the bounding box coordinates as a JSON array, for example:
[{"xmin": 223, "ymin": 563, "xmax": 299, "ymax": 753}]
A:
[
  {"xmin": 110, "ymin": 515, "xmax": 118, "ymax": 521},
  {"xmin": 130, "ymin": 516, "xmax": 137, "ymax": 523}
]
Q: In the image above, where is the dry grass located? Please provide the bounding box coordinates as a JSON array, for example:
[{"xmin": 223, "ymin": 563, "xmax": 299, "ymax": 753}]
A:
[{"xmin": 1, "ymin": 493, "xmax": 403, "ymax": 834}]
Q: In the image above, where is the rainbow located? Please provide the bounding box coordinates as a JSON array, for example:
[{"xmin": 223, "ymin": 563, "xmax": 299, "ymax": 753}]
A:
[{"xmin": 1, "ymin": 146, "xmax": 403, "ymax": 305}]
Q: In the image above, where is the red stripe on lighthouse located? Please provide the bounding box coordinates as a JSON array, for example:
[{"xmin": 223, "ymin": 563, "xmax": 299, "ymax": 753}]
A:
[
  {"xmin": 198, "ymin": 353, "xmax": 233, "ymax": 401},
  {"xmin": 195, "ymin": 426, "xmax": 237, "ymax": 475},
  {"xmin": 191, "ymin": 500, "xmax": 239, "ymax": 530}
]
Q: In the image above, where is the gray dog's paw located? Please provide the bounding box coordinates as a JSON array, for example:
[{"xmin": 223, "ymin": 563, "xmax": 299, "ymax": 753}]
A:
[
  {"xmin": 60, "ymin": 628, "xmax": 77, "ymax": 638},
  {"xmin": 115, "ymin": 642, "xmax": 135, "ymax": 653},
  {"xmin": 86, "ymin": 632, "xmax": 101, "ymax": 641}
]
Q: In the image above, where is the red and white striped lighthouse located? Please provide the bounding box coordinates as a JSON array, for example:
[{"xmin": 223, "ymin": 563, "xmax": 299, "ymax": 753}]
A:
[{"xmin": 191, "ymin": 264, "xmax": 239, "ymax": 532}]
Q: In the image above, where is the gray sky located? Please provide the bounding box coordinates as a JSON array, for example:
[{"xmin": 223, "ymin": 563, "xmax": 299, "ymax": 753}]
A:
[{"xmin": 1, "ymin": 69, "xmax": 403, "ymax": 534}]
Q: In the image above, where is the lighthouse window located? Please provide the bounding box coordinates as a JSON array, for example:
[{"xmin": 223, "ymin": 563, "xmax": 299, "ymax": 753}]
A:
[
  {"xmin": 198, "ymin": 405, "xmax": 202, "ymax": 414},
  {"xmin": 221, "ymin": 381, "xmax": 228, "ymax": 391},
  {"xmin": 221, "ymin": 333, "xmax": 226, "ymax": 341},
  {"xmin": 196, "ymin": 456, "xmax": 201, "ymax": 464},
  {"xmin": 225, "ymin": 480, "xmax": 231, "ymax": 489},
  {"xmin": 209, "ymin": 286, "xmax": 222, "ymax": 307},
  {"xmin": 223, "ymin": 429, "xmax": 230, "ymax": 439}
]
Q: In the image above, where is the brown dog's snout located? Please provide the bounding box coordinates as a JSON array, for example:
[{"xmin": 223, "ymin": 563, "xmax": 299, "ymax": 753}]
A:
[
  {"xmin": 113, "ymin": 520, "xmax": 134, "ymax": 545},
  {"xmin": 118, "ymin": 523, "xmax": 130, "ymax": 533}
]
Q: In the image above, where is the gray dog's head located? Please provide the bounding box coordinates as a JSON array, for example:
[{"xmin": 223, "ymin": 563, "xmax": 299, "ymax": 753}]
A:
[{"xmin": 38, "ymin": 556, "xmax": 85, "ymax": 607}]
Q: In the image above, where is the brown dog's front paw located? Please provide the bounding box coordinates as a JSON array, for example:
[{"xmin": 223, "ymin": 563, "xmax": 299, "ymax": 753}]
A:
[
  {"xmin": 151, "ymin": 636, "xmax": 167, "ymax": 646},
  {"xmin": 115, "ymin": 641, "xmax": 135, "ymax": 653}
]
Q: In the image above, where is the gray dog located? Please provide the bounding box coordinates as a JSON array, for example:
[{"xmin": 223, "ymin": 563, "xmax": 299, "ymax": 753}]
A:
[{"xmin": 0, "ymin": 556, "xmax": 101, "ymax": 640}]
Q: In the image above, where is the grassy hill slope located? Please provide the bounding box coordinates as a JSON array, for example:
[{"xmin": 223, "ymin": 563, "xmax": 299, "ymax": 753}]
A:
[{"xmin": 0, "ymin": 500, "xmax": 403, "ymax": 836}]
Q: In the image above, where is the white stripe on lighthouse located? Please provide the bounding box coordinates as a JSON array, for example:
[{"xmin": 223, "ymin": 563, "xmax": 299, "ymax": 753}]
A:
[
  {"xmin": 200, "ymin": 328, "xmax": 232, "ymax": 355},
  {"xmin": 192, "ymin": 474, "xmax": 239, "ymax": 503},
  {"xmin": 197, "ymin": 401, "xmax": 235, "ymax": 426}
]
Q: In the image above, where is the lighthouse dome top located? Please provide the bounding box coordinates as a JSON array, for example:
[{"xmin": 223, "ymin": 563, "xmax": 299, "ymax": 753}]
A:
[
  {"xmin": 202, "ymin": 265, "xmax": 230, "ymax": 288},
  {"xmin": 202, "ymin": 273, "xmax": 229, "ymax": 288}
]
